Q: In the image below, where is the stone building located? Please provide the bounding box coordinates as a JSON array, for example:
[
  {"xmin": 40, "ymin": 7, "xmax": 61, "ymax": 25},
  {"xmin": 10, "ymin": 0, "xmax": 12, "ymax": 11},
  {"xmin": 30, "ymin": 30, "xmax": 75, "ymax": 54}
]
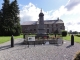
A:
[{"xmin": 21, "ymin": 10, "xmax": 65, "ymax": 34}]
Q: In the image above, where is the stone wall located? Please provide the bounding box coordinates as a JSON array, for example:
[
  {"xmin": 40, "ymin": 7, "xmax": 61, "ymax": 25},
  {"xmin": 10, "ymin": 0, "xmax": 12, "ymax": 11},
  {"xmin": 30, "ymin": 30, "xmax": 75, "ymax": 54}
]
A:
[{"xmin": 21, "ymin": 23, "xmax": 65, "ymax": 34}]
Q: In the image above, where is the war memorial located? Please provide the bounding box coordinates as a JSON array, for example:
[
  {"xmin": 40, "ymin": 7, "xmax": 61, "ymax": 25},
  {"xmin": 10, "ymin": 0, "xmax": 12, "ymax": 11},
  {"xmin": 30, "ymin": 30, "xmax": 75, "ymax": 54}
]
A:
[
  {"xmin": 22, "ymin": 9, "xmax": 63, "ymax": 46},
  {"xmin": 0, "ymin": 0, "xmax": 80, "ymax": 60}
]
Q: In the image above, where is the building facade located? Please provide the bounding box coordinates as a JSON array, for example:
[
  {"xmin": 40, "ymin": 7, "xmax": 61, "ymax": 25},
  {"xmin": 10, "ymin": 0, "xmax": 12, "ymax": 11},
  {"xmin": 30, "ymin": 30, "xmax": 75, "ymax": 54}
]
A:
[{"xmin": 21, "ymin": 11, "xmax": 65, "ymax": 34}]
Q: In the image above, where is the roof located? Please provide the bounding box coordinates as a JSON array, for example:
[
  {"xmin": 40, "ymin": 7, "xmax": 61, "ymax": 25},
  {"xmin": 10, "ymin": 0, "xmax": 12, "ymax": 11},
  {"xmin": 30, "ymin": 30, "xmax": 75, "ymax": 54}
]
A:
[
  {"xmin": 55, "ymin": 20, "xmax": 64, "ymax": 23},
  {"xmin": 21, "ymin": 21, "xmax": 37, "ymax": 25},
  {"xmin": 21, "ymin": 20, "xmax": 64, "ymax": 25}
]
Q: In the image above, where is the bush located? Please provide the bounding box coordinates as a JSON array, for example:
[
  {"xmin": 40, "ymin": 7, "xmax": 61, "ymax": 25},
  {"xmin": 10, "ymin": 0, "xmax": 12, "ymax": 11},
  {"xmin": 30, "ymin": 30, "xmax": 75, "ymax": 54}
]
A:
[
  {"xmin": 61, "ymin": 30, "xmax": 67, "ymax": 37},
  {"xmin": 58, "ymin": 34, "xmax": 61, "ymax": 35},
  {"xmin": 72, "ymin": 31, "xmax": 78, "ymax": 34},
  {"xmin": 75, "ymin": 35, "xmax": 80, "ymax": 37},
  {"xmin": 21, "ymin": 33, "xmax": 23, "ymax": 35},
  {"xmin": 74, "ymin": 51, "xmax": 80, "ymax": 60},
  {"xmin": 49, "ymin": 33, "xmax": 53, "ymax": 35}
]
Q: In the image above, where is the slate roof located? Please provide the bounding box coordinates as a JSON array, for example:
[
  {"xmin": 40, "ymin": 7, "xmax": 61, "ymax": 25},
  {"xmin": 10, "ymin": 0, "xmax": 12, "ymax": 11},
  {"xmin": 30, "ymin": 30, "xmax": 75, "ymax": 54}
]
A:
[
  {"xmin": 21, "ymin": 20, "xmax": 64, "ymax": 25},
  {"xmin": 21, "ymin": 21, "xmax": 37, "ymax": 25}
]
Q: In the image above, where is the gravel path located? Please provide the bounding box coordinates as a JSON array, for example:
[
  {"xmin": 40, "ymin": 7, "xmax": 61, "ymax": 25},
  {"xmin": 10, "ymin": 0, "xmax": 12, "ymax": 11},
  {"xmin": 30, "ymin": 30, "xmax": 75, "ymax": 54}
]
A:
[{"xmin": 0, "ymin": 39, "xmax": 80, "ymax": 60}]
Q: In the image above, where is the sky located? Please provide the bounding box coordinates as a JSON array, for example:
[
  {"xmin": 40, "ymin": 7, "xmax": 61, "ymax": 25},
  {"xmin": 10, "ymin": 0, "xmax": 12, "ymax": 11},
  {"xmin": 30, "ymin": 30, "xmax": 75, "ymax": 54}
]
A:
[{"xmin": 0, "ymin": 0, "xmax": 80, "ymax": 32}]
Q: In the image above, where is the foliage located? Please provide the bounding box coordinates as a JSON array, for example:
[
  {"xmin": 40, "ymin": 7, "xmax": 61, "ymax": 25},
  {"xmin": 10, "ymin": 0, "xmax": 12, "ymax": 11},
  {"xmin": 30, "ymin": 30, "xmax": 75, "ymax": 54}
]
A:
[
  {"xmin": 49, "ymin": 33, "xmax": 53, "ymax": 35},
  {"xmin": 72, "ymin": 31, "xmax": 78, "ymax": 34},
  {"xmin": 0, "ymin": 0, "xmax": 21, "ymax": 36},
  {"xmin": 0, "ymin": 0, "xmax": 10, "ymax": 36},
  {"xmin": 75, "ymin": 35, "xmax": 80, "ymax": 37},
  {"xmin": 0, "ymin": 35, "xmax": 23, "ymax": 44},
  {"xmin": 74, "ymin": 51, "xmax": 80, "ymax": 60},
  {"xmin": 61, "ymin": 30, "xmax": 67, "ymax": 36},
  {"xmin": 62, "ymin": 35, "xmax": 80, "ymax": 43},
  {"xmin": 69, "ymin": 30, "xmax": 72, "ymax": 34}
]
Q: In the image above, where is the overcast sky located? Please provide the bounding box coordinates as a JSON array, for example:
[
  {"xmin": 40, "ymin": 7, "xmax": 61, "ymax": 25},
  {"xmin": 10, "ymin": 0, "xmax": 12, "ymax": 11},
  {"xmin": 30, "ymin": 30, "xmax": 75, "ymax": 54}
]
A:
[{"xmin": 0, "ymin": 0, "xmax": 80, "ymax": 32}]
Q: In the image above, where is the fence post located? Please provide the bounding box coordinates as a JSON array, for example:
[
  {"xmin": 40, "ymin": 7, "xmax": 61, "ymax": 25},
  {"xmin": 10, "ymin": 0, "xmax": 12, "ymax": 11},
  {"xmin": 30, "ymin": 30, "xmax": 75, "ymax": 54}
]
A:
[
  {"xmin": 11, "ymin": 35, "xmax": 14, "ymax": 47},
  {"xmin": 71, "ymin": 34, "xmax": 74, "ymax": 45}
]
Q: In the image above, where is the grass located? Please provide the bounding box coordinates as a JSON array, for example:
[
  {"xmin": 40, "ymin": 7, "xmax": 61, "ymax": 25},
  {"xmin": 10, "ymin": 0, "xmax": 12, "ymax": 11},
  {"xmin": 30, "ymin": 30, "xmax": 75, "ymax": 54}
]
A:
[
  {"xmin": 63, "ymin": 35, "xmax": 80, "ymax": 43},
  {"xmin": 45, "ymin": 34, "xmax": 80, "ymax": 43},
  {"xmin": 0, "ymin": 34, "xmax": 80, "ymax": 44},
  {"xmin": 0, "ymin": 35, "xmax": 23, "ymax": 44},
  {"xmin": 28, "ymin": 34, "xmax": 80, "ymax": 43}
]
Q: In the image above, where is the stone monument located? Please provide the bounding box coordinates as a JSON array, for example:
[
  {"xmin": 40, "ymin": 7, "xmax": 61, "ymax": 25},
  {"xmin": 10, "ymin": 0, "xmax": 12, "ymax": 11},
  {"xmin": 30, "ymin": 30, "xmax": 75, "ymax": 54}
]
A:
[{"xmin": 35, "ymin": 9, "xmax": 48, "ymax": 38}]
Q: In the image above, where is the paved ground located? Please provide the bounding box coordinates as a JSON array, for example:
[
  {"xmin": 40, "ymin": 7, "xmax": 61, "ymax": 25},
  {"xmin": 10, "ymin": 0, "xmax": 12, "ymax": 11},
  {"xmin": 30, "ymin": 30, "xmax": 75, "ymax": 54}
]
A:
[{"xmin": 0, "ymin": 39, "xmax": 80, "ymax": 60}]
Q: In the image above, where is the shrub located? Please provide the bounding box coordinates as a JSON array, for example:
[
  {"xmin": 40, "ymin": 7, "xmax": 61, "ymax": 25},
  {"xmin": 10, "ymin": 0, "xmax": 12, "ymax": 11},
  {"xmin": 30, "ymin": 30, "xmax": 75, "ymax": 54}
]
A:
[
  {"xmin": 21, "ymin": 33, "xmax": 23, "ymax": 35},
  {"xmin": 29, "ymin": 33, "xmax": 32, "ymax": 35},
  {"xmin": 75, "ymin": 35, "xmax": 80, "ymax": 37},
  {"xmin": 61, "ymin": 30, "xmax": 67, "ymax": 37},
  {"xmin": 49, "ymin": 33, "xmax": 53, "ymax": 35},
  {"xmin": 74, "ymin": 51, "xmax": 80, "ymax": 60},
  {"xmin": 72, "ymin": 31, "xmax": 78, "ymax": 34},
  {"xmin": 58, "ymin": 34, "xmax": 61, "ymax": 35}
]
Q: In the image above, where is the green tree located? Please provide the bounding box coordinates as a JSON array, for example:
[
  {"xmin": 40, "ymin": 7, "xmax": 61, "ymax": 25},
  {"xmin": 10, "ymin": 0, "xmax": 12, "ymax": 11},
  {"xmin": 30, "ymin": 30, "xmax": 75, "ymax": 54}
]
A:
[
  {"xmin": 0, "ymin": 0, "xmax": 21, "ymax": 36},
  {"xmin": 10, "ymin": 0, "xmax": 21, "ymax": 36},
  {"xmin": 61, "ymin": 30, "xmax": 67, "ymax": 36},
  {"xmin": 0, "ymin": 0, "xmax": 10, "ymax": 36},
  {"xmin": 0, "ymin": 10, "xmax": 2, "ymax": 35}
]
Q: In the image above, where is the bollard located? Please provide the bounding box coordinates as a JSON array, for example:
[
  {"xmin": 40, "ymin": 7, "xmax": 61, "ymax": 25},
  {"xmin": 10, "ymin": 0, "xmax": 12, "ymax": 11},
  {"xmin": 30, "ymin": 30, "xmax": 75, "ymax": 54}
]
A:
[
  {"xmin": 11, "ymin": 35, "xmax": 14, "ymax": 47},
  {"xmin": 71, "ymin": 34, "xmax": 74, "ymax": 45}
]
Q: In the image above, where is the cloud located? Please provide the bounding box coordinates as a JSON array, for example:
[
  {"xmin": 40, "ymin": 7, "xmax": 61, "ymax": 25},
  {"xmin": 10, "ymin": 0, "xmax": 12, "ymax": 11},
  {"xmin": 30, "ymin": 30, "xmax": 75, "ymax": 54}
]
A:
[
  {"xmin": 20, "ymin": 3, "xmax": 40, "ymax": 23},
  {"xmin": 20, "ymin": 3, "xmax": 67, "ymax": 23},
  {"xmin": 77, "ymin": 22, "xmax": 80, "ymax": 25},
  {"xmin": 19, "ymin": 4, "xmax": 24, "ymax": 7},
  {"xmin": 20, "ymin": 1, "xmax": 80, "ymax": 32},
  {"xmin": 20, "ymin": 2, "xmax": 60, "ymax": 23},
  {"xmin": 66, "ymin": 24, "xmax": 80, "ymax": 32},
  {"xmin": 66, "ymin": 22, "xmax": 72, "ymax": 25},
  {"xmin": 65, "ymin": 0, "xmax": 80, "ymax": 11}
]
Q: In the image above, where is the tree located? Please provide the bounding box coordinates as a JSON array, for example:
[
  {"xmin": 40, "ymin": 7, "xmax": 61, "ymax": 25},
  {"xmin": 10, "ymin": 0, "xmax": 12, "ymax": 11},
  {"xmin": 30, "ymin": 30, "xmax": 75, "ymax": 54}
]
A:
[
  {"xmin": 61, "ymin": 30, "xmax": 67, "ymax": 36},
  {"xmin": 0, "ymin": 0, "xmax": 21, "ymax": 36},
  {"xmin": 69, "ymin": 30, "xmax": 72, "ymax": 34},
  {"xmin": 72, "ymin": 31, "xmax": 78, "ymax": 34},
  {"xmin": 0, "ymin": 0, "xmax": 10, "ymax": 36},
  {"xmin": 0, "ymin": 10, "xmax": 2, "ymax": 35},
  {"xmin": 10, "ymin": 0, "xmax": 21, "ymax": 36}
]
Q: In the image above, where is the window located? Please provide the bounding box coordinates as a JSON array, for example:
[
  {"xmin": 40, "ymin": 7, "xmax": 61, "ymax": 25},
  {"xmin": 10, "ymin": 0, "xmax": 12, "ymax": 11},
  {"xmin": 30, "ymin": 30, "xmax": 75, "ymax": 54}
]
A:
[
  {"xmin": 34, "ymin": 29, "xmax": 36, "ymax": 31},
  {"xmin": 60, "ymin": 26, "xmax": 62, "ymax": 29},
  {"xmin": 52, "ymin": 24, "xmax": 53, "ymax": 27},
  {"xmin": 47, "ymin": 24, "xmax": 49, "ymax": 27},
  {"xmin": 30, "ymin": 29, "xmax": 32, "ymax": 31}
]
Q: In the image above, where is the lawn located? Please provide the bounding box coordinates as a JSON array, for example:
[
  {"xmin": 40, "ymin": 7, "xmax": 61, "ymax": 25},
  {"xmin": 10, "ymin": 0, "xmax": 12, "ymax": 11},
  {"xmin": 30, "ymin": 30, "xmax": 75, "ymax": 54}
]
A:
[
  {"xmin": 26, "ymin": 34, "xmax": 80, "ymax": 43},
  {"xmin": 0, "ymin": 34, "xmax": 80, "ymax": 44},
  {"xmin": 62, "ymin": 35, "xmax": 80, "ymax": 43},
  {"xmin": 0, "ymin": 35, "xmax": 23, "ymax": 44}
]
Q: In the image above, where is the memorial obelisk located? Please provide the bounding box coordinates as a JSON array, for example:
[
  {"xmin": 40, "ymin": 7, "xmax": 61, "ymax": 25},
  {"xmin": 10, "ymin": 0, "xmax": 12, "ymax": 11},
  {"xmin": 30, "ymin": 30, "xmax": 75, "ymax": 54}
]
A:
[{"xmin": 36, "ymin": 9, "xmax": 48, "ymax": 38}]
